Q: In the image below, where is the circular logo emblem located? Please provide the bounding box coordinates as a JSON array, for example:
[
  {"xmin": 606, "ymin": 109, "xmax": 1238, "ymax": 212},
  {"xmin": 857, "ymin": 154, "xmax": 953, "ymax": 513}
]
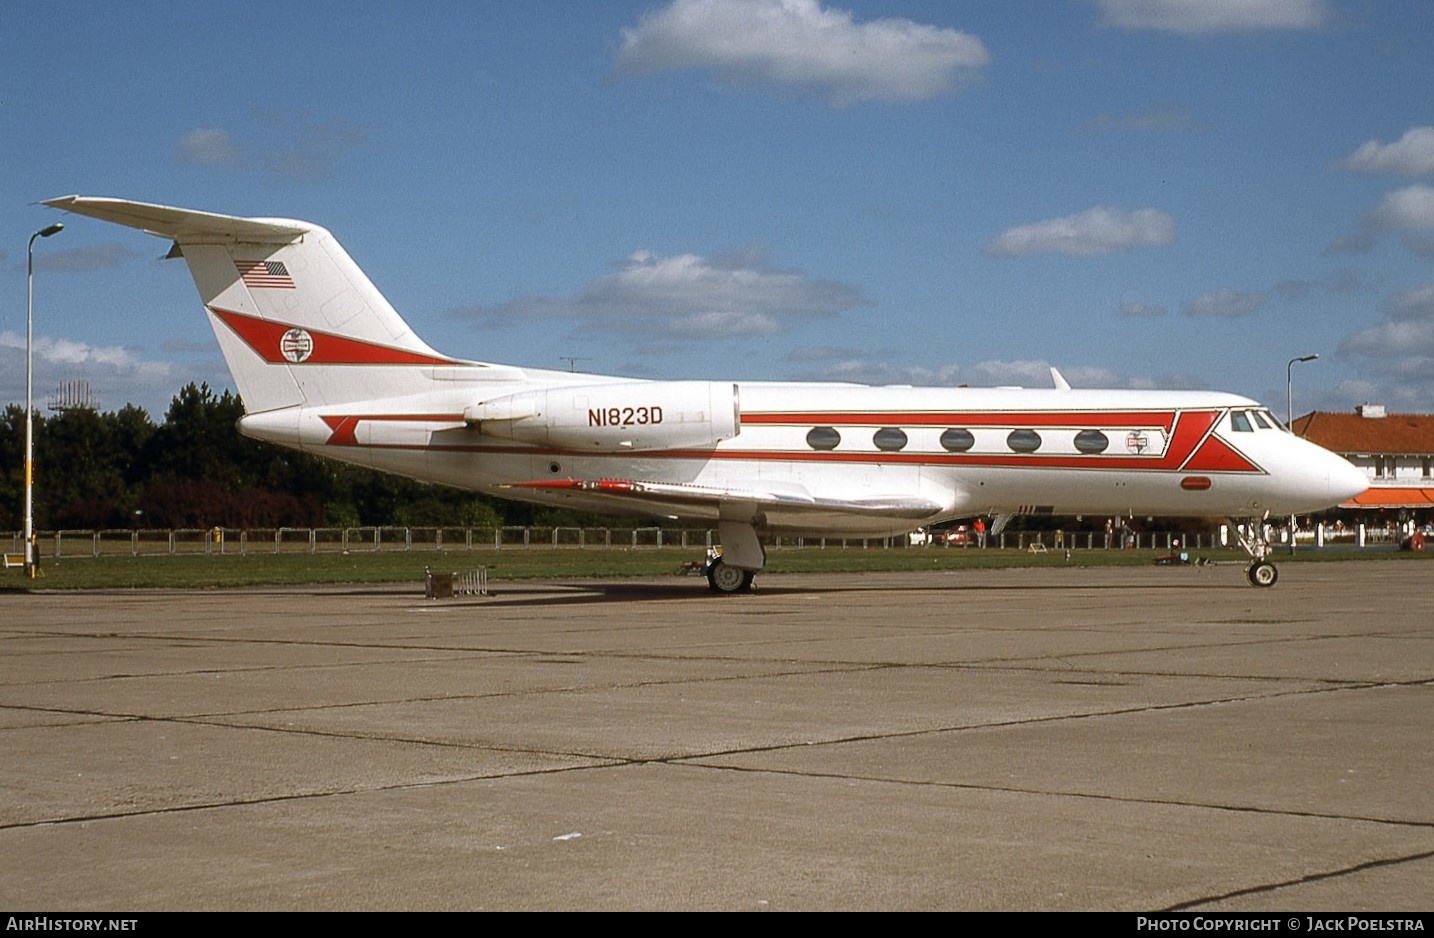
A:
[
  {"xmin": 1125, "ymin": 431, "xmax": 1149, "ymax": 454},
  {"xmin": 280, "ymin": 328, "xmax": 314, "ymax": 363}
]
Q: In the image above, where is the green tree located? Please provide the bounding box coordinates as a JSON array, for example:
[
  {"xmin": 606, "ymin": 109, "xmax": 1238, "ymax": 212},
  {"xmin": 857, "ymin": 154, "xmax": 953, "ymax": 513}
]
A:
[
  {"xmin": 39, "ymin": 405, "xmax": 153, "ymax": 528},
  {"xmin": 144, "ymin": 383, "xmax": 253, "ymax": 487},
  {"xmin": 0, "ymin": 405, "xmax": 31, "ymax": 530}
]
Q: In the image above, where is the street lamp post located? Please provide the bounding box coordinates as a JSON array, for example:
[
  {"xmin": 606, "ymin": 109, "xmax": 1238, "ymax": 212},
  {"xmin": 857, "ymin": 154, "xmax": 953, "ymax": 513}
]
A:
[
  {"xmin": 1285, "ymin": 353, "xmax": 1318, "ymax": 556},
  {"xmin": 25, "ymin": 222, "xmax": 64, "ymax": 578},
  {"xmin": 1286, "ymin": 353, "xmax": 1318, "ymax": 427}
]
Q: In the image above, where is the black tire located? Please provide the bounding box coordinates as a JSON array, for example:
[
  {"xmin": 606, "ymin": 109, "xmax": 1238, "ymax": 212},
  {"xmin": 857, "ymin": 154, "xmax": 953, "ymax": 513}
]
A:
[
  {"xmin": 706, "ymin": 559, "xmax": 754, "ymax": 594},
  {"xmin": 1246, "ymin": 561, "xmax": 1278, "ymax": 588}
]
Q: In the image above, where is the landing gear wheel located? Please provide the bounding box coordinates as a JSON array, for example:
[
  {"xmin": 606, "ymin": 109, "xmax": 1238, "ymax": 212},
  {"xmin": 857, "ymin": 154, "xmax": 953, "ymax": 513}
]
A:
[
  {"xmin": 1246, "ymin": 561, "xmax": 1278, "ymax": 588},
  {"xmin": 707, "ymin": 559, "xmax": 754, "ymax": 594}
]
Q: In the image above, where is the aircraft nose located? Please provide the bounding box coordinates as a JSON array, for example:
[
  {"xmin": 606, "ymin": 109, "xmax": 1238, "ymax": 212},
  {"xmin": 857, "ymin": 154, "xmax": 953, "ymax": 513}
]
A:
[
  {"xmin": 1280, "ymin": 438, "xmax": 1369, "ymax": 512},
  {"xmin": 1327, "ymin": 453, "xmax": 1369, "ymax": 504}
]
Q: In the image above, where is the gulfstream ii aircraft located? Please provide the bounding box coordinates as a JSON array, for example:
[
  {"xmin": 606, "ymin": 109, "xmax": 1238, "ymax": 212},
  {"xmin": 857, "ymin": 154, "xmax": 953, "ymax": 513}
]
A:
[{"xmin": 45, "ymin": 195, "xmax": 1367, "ymax": 591}]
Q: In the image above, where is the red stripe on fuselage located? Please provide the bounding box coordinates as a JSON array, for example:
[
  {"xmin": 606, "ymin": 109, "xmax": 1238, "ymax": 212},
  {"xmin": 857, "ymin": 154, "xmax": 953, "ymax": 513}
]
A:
[
  {"xmin": 211, "ymin": 308, "xmax": 456, "ymax": 366},
  {"xmin": 320, "ymin": 415, "xmax": 359, "ymax": 446},
  {"xmin": 1180, "ymin": 434, "xmax": 1261, "ymax": 473},
  {"xmin": 310, "ymin": 408, "xmax": 1263, "ymax": 473},
  {"xmin": 742, "ymin": 411, "xmax": 1178, "ymax": 432},
  {"xmin": 321, "ymin": 413, "xmax": 465, "ymax": 446}
]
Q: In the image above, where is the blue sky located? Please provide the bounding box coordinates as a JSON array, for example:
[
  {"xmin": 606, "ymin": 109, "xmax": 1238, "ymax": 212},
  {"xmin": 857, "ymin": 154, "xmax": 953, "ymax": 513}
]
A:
[{"xmin": 4, "ymin": 0, "xmax": 1433, "ymax": 419}]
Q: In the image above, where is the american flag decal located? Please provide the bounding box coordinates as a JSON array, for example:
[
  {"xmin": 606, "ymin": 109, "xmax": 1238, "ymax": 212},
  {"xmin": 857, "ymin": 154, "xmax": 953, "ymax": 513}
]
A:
[{"xmin": 236, "ymin": 259, "xmax": 296, "ymax": 289}]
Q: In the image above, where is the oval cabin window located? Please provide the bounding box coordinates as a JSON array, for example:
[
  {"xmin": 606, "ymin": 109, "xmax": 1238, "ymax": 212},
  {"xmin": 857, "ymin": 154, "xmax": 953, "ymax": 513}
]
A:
[
  {"xmin": 940, "ymin": 428, "xmax": 975, "ymax": 452},
  {"xmin": 1073, "ymin": 429, "xmax": 1109, "ymax": 454},
  {"xmin": 873, "ymin": 427, "xmax": 908, "ymax": 451},
  {"xmin": 806, "ymin": 426, "xmax": 841, "ymax": 451},
  {"xmin": 1007, "ymin": 429, "xmax": 1042, "ymax": 453}
]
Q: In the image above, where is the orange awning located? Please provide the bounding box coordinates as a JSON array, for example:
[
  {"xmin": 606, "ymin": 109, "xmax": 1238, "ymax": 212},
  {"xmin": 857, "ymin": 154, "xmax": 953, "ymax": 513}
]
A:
[{"xmin": 1341, "ymin": 486, "xmax": 1434, "ymax": 508}]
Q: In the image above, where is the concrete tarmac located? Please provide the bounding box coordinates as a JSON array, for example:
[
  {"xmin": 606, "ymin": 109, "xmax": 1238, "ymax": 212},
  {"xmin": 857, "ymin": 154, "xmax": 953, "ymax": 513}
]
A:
[{"xmin": 2, "ymin": 561, "xmax": 1431, "ymax": 911}]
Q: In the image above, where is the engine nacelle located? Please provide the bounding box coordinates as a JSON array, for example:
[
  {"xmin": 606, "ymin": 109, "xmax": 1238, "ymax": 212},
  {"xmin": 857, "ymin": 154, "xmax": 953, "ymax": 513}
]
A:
[{"xmin": 464, "ymin": 381, "xmax": 740, "ymax": 451}]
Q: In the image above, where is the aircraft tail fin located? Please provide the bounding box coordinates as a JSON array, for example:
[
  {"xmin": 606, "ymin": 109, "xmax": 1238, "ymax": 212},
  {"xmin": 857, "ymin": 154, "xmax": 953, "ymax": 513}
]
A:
[{"xmin": 43, "ymin": 195, "xmax": 469, "ymax": 413}]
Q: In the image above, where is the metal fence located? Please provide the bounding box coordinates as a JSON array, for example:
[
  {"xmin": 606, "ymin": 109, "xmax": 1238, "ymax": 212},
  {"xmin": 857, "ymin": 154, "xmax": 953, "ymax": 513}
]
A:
[{"xmin": 0, "ymin": 525, "xmax": 1258, "ymax": 561}]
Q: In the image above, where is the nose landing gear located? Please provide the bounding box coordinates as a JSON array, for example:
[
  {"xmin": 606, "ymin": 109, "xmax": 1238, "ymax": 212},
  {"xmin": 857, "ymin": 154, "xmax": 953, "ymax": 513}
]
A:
[
  {"xmin": 1246, "ymin": 560, "xmax": 1279, "ymax": 587},
  {"xmin": 1228, "ymin": 515, "xmax": 1280, "ymax": 588}
]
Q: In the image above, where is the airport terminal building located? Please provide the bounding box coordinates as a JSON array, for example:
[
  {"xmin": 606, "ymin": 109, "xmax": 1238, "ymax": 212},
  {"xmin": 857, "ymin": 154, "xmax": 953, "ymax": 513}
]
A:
[{"xmin": 1293, "ymin": 405, "xmax": 1434, "ymax": 536}]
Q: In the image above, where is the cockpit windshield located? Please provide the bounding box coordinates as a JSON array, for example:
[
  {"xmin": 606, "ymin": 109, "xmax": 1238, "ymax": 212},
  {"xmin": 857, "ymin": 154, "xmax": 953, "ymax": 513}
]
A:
[{"xmin": 1227, "ymin": 409, "xmax": 1289, "ymax": 433}]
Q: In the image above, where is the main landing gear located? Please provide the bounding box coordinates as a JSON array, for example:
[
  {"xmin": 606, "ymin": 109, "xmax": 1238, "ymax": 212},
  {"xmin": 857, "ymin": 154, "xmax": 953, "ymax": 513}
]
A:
[
  {"xmin": 706, "ymin": 557, "xmax": 756, "ymax": 594},
  {"xmin": 702, "ymin": 518, "xmax": 765, "ymax": 595},
  {"xmin": 1228, "ymin": 516, "xmax": 1279, "ymax": 588}
]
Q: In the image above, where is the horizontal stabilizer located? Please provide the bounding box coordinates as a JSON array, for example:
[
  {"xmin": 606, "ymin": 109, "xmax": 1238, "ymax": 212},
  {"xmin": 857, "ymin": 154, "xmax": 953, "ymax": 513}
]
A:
[{"xmin": 42, "ymin": 195, "xmax": 307, "ymax": 244}]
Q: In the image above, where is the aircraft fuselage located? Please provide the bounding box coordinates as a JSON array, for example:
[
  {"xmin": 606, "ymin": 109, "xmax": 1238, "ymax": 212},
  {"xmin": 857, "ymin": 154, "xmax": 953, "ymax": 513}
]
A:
[{"xmin": 239, "ymin": 380, "xmax": 1367, "ymax": 537}]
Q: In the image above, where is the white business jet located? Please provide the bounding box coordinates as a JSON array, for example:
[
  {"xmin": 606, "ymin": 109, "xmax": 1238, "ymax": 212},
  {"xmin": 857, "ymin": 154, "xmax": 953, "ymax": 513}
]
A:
[{"xmin": 44, "ymin": 196, "xmax": 1367, "ymax": 591}]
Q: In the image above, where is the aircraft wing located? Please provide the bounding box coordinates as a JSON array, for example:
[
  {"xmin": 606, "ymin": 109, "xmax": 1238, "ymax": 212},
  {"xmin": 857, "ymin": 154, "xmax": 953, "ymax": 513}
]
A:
[{"xmin": 506, "ymin": 478, "xmax": 943, "ymax": 524}]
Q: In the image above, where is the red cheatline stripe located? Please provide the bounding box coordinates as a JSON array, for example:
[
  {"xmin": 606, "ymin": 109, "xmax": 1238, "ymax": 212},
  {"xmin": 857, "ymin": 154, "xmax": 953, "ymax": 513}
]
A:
[
  {"xmin": 320, "ymin": 413, "xmax": 465, "ymax": 445},
  {"xmin": 1180, "ymin": 434, "xmax": 1261, "ymax": 473},
  {"xmin": 303, "ymin": 409, "xmax": 1262, "ymax": 474},
  {"xmin": 328, "ymin": 440, "xmax": 1263, "ymax": 473},
  {"xmin": 210, "ymin": 308, "xmax": 456, "ymax": 366},
  {"xmin": 742, "ymin": 411, "xmax": 1177, "ymax": 431}
]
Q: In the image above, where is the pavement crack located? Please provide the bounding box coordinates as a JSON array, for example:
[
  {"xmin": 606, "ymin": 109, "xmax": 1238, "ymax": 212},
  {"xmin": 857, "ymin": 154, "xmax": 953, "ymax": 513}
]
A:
[{"xmin": 1161, "ymin": 848, "xmax": 1434, "ymax": 910}]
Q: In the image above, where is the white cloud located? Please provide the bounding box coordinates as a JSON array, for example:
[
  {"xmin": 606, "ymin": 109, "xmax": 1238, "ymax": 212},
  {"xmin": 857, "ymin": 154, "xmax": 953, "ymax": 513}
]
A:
[
  {"xmin": 1341, "ymin": 126, "xmax": 1434, "ymax": 177},
  {"xmin": 454, "ymin": 246, "xmax": 866, "ymax": 339},
  {"xmin": 1330, "ymin": 185, "xmax": 1434, "ymax": 257},
  {"xmin": 177, "ymin": 128, "xmax": 243, "ymax": 168},
  {"xmin": 1335, "ymin": 283, "xmax": 1434, "ymax": 409},
  {"xmin": 1387, "ymin": 283, "xmax": 1434, "ymax": 320},
  {"xmin": 667, "ymin": 311, "xmax": 782, "ymax": 337},
  {"xmin": 0, "ymin": 331, "xmax": 189, "ymax": 416},
  {"xmin": 1366, "ymin": 184, "xmax": 1434, "ymax": 231},
  {"xmin": 175, "ymin": 114, "xmax": 365, "ymax": 183},
  {"xmin": 985, "ymin": 206, "xmax": 1175, "ymax": 258},
  {"xmin": 967, "ymin": 359, "xmax": 1080, "ymax": 387},
  {"xmin": 31, "ymin": 243, "xmax": 145, "ymax": 273},
  {"xmin": 784, "ymin": 345, "xmax": 862, "ymax": 363},
  {"xmin": 1404, "ymin": 232, "xmax": 1434, "ymax": 259},
  {"xmin": 1, "ymin": 331, "xmax": 148, "ymax": 370},
  {"xmin": 1097, "ymin": 0, "xmax": 1330, "ymax": 35},
  {"xmin": 1323, "ymin": 231, "xmax": 1375, "ymax": 256},
  {"xmin": 615, "ymin": 0, "xmax": 989, "ymax": 105},
  {"xmin": 1182, "ymin": 288, "xmax": 1266, "ymax": 317},
  {"xmin": 786, "ymin": 353, "xmax": 1206, "ymax": 391},
  {"xmin": 1274, "ymin": 269, "xmax": 1367, "ymax": 300},
  {"xmin": 1341, "ymin": 319, "xmax": 1434, "ymax": 361}
]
